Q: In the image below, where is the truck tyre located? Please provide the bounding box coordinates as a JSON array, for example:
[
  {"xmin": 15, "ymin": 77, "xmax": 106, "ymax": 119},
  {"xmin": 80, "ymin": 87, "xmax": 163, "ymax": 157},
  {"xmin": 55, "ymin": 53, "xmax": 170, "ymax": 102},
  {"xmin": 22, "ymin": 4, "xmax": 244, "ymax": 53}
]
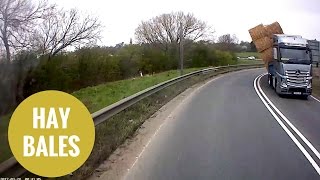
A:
[
  {"xmin": 301, "ymin": 95, "xmax": 309, "ymax": 100},
  {"xmin": 274, "ymin": 78, "xmax": 279, "ymax": 94},
  {"xmin": 274, "ymin": 78, "xmax": 284, "ymax": 97},
  {"xmin": 268, "ymin": 74, "xmax": 273, "ymax": 88}
]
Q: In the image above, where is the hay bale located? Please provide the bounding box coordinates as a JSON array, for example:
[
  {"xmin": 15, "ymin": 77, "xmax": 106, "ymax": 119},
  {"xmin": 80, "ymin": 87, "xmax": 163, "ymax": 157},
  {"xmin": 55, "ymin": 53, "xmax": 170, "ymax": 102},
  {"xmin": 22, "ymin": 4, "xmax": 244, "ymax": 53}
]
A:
[
  {"xmin": 254, "ymin": 36, "xmax": 273, "ymax": 53},
  {"xmin": 260, "ymin": 47, "xmax": 273, "ymax": 65},
  {"xmin": 266, "ymin": 22, "xmax": 283, "ymax": 37},
  {"xmin": 249, "ymin": 24, "xmax": 268, "ymax": 41}
]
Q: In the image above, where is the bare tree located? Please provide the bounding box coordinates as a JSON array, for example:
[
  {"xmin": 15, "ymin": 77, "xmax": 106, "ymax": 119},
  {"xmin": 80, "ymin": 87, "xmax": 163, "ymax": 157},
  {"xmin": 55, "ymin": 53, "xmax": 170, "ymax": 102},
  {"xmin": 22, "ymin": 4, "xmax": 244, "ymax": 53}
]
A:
[
  {"xmin": 34, "ymin": 8, "xmax": 102, "ymax": 59},
  {"xmin": 217, "ymin": 34, "xmax": 238, "ymax": 44},
  {"xmin": 135, "ymin": 12, "xmax": 211, "ymax": 53},
  {"xmin": 216, "ymin": 34, "xmax": 239, "ymax": 51},
  {"xmin": 0, "ymin": 0, "xmax": 54, "ymax": 62}
]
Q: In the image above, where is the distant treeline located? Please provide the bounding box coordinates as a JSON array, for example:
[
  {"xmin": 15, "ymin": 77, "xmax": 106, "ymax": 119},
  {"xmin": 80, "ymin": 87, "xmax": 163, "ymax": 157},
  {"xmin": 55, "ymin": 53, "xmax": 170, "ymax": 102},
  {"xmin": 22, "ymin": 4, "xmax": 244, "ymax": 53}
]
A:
[
  {"xmin": 0, "ymin": 42, "xmax": 239, "ymax": 115},
  {"xmin": 25, "ymin": 42, "xmax": 237, "ymax": 94}
]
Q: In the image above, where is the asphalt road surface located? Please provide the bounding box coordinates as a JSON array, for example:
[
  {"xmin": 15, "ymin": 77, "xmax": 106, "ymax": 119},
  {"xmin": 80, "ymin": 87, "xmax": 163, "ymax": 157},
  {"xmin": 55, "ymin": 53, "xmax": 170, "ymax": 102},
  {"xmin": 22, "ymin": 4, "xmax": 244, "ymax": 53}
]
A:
[{"xmin": 125, "ymin": 68, "xmax": 320, "ymax": 180}]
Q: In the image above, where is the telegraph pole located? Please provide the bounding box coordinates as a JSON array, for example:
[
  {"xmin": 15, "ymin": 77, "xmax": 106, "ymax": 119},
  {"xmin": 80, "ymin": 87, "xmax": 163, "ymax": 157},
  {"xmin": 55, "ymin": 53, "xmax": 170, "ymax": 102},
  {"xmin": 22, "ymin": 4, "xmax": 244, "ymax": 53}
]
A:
[{"xmin": 179, "ymin": 22, "xmax": 184, "ymax": 75}]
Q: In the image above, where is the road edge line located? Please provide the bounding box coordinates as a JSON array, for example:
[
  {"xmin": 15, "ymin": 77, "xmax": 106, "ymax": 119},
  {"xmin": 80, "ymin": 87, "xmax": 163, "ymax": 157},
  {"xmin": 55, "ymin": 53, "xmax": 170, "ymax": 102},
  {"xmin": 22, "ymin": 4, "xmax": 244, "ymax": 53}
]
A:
[
  {"xmin": 257, "ymin": 74, "xmax": 320, "ymax": 161},
  {"xmin": 311, "ymin": 96, "xmax": 320, "ymax": 103},
  {"xmin": 254, "ymin": 74, "xmax": 320, "ymax": 175}
]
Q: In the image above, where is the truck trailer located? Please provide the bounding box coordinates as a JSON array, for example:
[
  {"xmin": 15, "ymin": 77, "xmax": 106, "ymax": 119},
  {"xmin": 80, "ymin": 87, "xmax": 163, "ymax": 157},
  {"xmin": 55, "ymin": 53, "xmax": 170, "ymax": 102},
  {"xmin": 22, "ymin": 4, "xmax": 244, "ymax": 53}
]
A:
[{"xmin": 267, "ymin": 34, "xmax": 313, "ymax": 98}]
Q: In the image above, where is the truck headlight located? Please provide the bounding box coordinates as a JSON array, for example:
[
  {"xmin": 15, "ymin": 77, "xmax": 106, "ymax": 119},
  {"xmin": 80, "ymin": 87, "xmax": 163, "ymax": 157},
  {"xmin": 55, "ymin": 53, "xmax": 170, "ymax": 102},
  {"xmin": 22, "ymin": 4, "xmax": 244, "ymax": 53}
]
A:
[
  {"xmin": 281, "ymin": 77, "xmax": 287, "ymax": 87},
  {"xmin": 281, "ymin": 82, "xmax": 287, "ymax": 88},
  {"xmin": 307, "ymin": 79, "xmax": 312, "ymax": 88}
]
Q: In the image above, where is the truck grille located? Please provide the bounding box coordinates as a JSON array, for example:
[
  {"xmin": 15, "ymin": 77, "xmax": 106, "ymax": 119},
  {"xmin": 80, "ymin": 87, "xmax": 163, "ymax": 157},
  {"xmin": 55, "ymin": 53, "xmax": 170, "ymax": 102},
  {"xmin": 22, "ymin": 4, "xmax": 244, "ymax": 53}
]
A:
[{"xmin": 285, "ymin": 70, "xmax": 310, "ymax": 87}]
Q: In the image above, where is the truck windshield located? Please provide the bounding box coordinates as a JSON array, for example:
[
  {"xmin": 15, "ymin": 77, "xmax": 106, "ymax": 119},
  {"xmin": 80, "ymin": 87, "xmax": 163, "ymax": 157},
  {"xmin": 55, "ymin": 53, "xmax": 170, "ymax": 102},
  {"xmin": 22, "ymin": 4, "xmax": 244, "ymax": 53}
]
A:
[{"xmin": 280, "ymin": 48, "xmax": 311, "ymax": 64}]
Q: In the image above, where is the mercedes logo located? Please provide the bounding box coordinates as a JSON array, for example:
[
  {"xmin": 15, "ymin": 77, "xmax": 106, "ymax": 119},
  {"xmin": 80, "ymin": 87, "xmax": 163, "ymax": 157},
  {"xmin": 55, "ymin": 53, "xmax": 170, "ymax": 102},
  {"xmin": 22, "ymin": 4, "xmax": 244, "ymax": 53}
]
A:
[{"xmin": 295, "ymin": 70, "xmax": 300, "ymax": 75}]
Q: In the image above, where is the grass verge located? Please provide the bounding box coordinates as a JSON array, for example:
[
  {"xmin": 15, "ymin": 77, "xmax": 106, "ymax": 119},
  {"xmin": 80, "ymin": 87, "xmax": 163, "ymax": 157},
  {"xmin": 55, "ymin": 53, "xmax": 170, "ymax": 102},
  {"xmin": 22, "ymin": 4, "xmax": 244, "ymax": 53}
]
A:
[
  {"xmin": 0, "ymin": 114, "xmax": 11, "ymax": 163},
  {"xmin": 72, "ymin": 68, "xmax": 203, "ymax": 113},
  {"xmin": 237, "ymin": 59, "xmax": 263, "ymax": 65},
  {"xmin": 0, "ymin": 67, "xmax": 205, "ymax": 164},
  {"xmin": 313, "ymin": 66, "xmax": 320, "ymax": 98},
  {"xmin": 236, "ymin": 52, "xmax": 260, "ymax": 58}
]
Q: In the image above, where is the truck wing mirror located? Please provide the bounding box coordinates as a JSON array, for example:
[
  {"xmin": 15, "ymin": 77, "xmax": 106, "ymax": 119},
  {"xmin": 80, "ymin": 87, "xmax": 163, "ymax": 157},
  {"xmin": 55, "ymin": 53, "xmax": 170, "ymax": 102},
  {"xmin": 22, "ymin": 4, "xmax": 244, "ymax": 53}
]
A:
[{"xmin": 273, "ymin": 48, "xmax": 278, "ymax": 60}]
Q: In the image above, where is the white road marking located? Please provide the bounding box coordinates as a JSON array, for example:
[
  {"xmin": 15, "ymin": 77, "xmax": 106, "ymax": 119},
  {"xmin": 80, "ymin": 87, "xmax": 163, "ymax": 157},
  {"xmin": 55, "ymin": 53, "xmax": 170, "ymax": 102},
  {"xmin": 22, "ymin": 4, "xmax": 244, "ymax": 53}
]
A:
[
  {"xmin": 254, "ymin": 74, "xmax": 320, "ymax": 175},
  {"xmin": 124, "ymin": 73, "xmax": 229, "ymax": 179},
  {"xmin": 311, "ymin": 96, "xmax": 320, "ymax": 103},
  {"xmin": 257, "ymin": 74, "xmax": 320, "ymax": 161},
  {"xmin": 123, "ymin": 69, "xmax": 270, "ymax": 179},
  {"xmin": 129, "ymin": 122, "xmax": 162, "ymax": 170}
]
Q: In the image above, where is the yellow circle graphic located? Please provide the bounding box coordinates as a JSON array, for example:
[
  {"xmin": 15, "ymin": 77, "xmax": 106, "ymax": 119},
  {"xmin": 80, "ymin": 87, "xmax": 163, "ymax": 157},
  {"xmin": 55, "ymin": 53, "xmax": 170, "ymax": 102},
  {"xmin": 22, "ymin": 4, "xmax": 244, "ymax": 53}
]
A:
[{"xmin": 8, "ymin": 90, "xmax": 95, "ymax": 177}]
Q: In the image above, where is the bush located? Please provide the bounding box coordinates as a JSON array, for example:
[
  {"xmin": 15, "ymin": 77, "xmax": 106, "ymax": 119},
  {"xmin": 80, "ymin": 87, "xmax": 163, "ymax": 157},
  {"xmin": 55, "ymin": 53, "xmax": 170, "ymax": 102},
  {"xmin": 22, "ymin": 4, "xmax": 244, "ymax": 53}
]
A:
[
  {"xmin": 24, "ymin": 55, "xmax": 74, "ymax": 96},
  {"xmin": 214, "ymin": 50, "xmax": 236, "ymax": 66},
  {"xmin": 24, "ymin": 48, "xmax": 123, "ymax": 96},
  {"xmin": 1, "ymin": 42, "xmax": 237, "ymax": 115},
  {"xmin": 139, "ymin": 47, "xmax": 171, "ymax": 74},
  {"xmin": 187, "ymin": 43, "xmax": 236, "ymax": 67},
  {"xmin": 0, "ymin": 51, "xmax": 39, "ymax": 114}
]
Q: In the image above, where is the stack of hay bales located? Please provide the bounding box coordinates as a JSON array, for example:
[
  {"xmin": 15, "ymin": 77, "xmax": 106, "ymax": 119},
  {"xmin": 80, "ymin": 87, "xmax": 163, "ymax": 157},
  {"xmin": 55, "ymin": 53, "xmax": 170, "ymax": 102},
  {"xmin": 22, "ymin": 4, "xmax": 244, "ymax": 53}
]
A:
[{"xmin": 249, "ymin": 22, "xmax": 284, "ymax": 67}]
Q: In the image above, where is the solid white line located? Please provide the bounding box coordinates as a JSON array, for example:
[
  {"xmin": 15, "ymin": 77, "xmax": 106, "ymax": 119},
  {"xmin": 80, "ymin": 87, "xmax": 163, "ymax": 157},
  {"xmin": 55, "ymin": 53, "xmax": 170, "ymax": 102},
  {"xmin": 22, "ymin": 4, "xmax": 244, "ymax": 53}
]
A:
[
  {"xmin": 257, "ymin": 74, "xmax": 320, "ymax": 161},
  {"xmin": 254, "ymin": 74, "xmax": 320, "ymax": 175},
  {"xmin": 311, "ymin": 96, "xmax": 320, "ymax": 103}
]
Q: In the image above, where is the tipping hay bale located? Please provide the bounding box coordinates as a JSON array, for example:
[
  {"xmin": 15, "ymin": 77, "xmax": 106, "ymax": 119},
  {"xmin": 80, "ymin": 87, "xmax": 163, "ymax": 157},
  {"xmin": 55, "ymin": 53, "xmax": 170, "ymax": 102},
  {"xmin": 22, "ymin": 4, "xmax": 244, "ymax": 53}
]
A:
[
  {"xmin": 260, "ymin": 47, "xmax": 273, "ymax": 65},
  {"xmin": 249, "ymin": 24, "xmax": 268, "ymax": 41},
  {"xmin": 266, "ymin": 22, "xmax": 283, "ymax": 37},
  {"xmin": 249, "ymin": 22, "xmax": 284, "ymax": 68},
  {"xmin": 254, "ymin": 36, "xmax": 273, "ymax": 53}
]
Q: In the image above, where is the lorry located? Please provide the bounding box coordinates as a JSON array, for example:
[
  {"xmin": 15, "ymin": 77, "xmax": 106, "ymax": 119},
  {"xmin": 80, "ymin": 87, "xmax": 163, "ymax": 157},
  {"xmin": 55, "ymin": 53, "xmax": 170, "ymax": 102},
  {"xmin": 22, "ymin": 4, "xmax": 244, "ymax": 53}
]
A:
[{"xmin": 267, "ymin": 34, "xmax": 313, "ymax": 98}]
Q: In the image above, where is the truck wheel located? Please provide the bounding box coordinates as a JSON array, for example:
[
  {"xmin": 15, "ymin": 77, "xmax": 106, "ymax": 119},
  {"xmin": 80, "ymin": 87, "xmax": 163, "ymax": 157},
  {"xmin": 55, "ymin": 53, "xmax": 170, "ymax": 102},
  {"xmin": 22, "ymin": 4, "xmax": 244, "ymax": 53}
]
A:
[
  {"xmin": 274, "ymin": 79, "xmax": 285, "ymax": 97},
  {"xmin": 301, "ymin": 95, "xmax": 309, "ymax": 100},
  {"xmin": 268, "ymin": 74, "xmax": 273, "ymax": 88},
  {"xmin": 274, "ymin": 78, "xmax": 278, "ymax": 93}
]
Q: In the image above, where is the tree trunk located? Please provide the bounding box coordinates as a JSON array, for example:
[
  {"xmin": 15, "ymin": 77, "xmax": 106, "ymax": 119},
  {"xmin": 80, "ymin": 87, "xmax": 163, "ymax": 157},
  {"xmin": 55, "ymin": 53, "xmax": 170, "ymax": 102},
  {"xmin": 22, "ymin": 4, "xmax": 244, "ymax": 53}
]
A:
[
  {"xmin": 15, "ymin": 60, "xmax": 26, "ymax": 104},
  {"xmin": 5, "ymin": 43, "xmax": 10, "ymax": 63},
  {"xmin": 48, "ymin": 54, "xmax": 52, "ymax": 61},
  {"xmin": 2, "ymin": 30, "xmax": 11, "ymax": 63}
]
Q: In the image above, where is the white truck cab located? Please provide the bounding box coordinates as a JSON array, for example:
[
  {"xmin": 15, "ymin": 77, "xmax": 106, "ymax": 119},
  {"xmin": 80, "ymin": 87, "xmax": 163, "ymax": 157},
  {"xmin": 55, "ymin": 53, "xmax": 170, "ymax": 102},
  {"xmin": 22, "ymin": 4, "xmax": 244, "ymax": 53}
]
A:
[{"xmin": 268, "ymin": 34, "xmax": 313, "ymax": 98}]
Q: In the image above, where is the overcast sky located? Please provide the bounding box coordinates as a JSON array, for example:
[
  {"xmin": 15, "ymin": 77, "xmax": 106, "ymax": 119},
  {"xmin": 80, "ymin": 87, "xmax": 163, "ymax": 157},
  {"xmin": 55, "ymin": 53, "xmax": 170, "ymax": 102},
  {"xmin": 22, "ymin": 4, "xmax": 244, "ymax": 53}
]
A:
[{"xmin": 54, "ymin": 0, "xmax": 320, "ymax": 46}]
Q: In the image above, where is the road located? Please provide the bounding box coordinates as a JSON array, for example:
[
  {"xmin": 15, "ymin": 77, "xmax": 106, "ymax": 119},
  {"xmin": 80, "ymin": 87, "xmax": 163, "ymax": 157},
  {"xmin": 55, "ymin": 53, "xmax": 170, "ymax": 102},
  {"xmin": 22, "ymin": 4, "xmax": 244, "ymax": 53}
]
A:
[{"xmin": 124, "ymin": 68, "xmax": 320, "ymax": 180}]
